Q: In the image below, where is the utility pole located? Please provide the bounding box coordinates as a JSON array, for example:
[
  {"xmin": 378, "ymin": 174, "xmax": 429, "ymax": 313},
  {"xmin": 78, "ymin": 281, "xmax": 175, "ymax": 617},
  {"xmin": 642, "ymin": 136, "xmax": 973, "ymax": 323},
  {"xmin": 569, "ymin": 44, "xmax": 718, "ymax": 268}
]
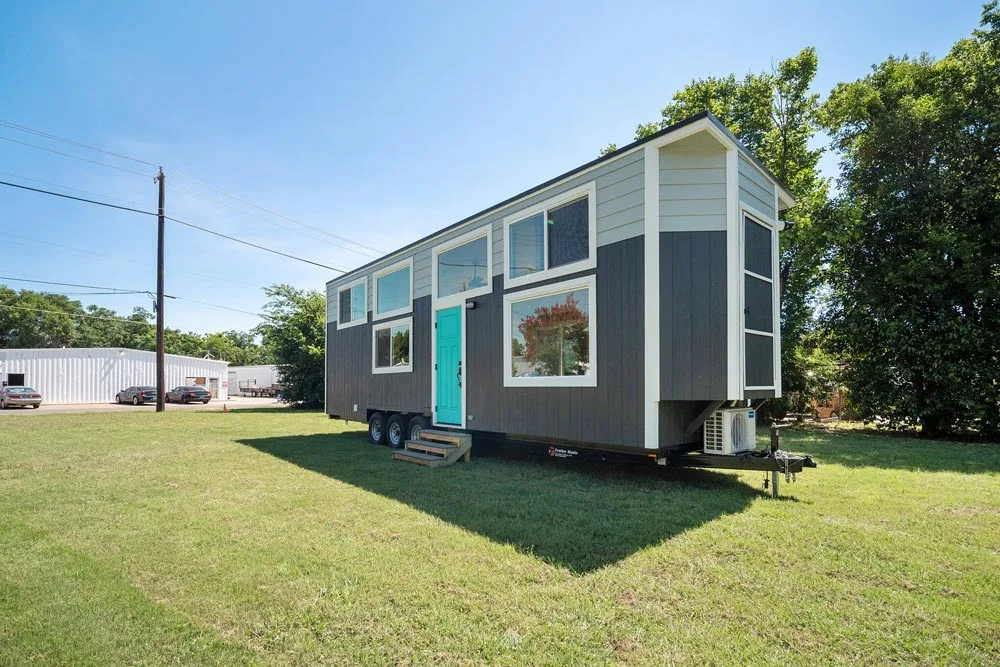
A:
[{"xmin": 155, "ymin": 167, "xmax": 166, "ymax": 413}]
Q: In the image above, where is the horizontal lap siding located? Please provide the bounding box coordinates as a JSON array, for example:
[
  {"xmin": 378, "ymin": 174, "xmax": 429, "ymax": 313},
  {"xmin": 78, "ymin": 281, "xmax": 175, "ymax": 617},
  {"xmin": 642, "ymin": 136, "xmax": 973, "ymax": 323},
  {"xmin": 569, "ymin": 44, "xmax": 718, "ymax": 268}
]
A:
[
  {"xmin": 738, "ymin": 155, "xmax": 776, "ymax": 219},
  {"xmin": 660, "ymin": 232, "xmax": 727, "ymax": 401},
  {"xmin": 325, "ymin": 297, "xmax": 432, "ymax": 418},
  {"xmin": 659, "ymin": 140, "xmax": 727, "ymax": 233},
  {"xmin": 326, "ymin": 152, "xmax": 646, "ymax": 321}
]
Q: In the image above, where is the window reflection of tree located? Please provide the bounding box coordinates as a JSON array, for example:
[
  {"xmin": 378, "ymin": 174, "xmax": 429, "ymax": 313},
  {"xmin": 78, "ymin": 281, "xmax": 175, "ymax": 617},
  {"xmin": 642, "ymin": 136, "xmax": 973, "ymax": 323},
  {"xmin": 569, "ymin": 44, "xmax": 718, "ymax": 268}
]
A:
[{"xmin": 513, "ymin": 292, "xmax": 589, "ymax": 377}]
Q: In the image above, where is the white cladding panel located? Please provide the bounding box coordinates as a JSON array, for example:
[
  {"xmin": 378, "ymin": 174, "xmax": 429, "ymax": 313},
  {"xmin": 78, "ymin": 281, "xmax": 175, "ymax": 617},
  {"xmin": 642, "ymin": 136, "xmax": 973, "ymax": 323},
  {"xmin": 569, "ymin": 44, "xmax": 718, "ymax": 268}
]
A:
[
  {"xmin": 227, "ymin": 365, "xmax": 280, "ymax": 393},
  {"xmin": 0, "ymin": 348, "xmax": 229, "ymax": 404}
]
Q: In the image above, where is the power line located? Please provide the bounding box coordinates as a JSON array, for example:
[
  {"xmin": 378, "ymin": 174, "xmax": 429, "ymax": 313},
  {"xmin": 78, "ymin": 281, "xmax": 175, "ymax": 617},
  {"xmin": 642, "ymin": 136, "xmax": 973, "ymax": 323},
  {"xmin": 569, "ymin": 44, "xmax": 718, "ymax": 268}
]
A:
[
  {"xmin": 0, "ymin": 276, "xmax": 265, "ymax": 319},
  {"xmin": 0, "ymin": 230, "xmax": 262, "ymax": 290},
  {"xmin": 170, "ymin": 180, "xmax": 381, "ymax": 258},
  {"xmin": 0, "ymin": 120, "xmax": 159, "ymax": 168},
  {"xmin": 0, "ymin": 135, "xmax": 154, "ymax": 179},
  {"xmin": 0, "ymin": 275, "xmax": 161, "ymax": 295},
  {"xmin": 168, "ymin": 169, "xmax": 388, "ymax": 256},
  {"xmin": 0, "ymin": 170, "xmax": 146, "ymax": 208},
  {"xmin": 0, "ymin": 303, "xmax": 156, "ymax": 326},
  {"xmin": 0, "ymin": 118, "xmax": 387, "ymax": 256},
  {"xmin": 0, "ymin": 180, "xmax": 345, "ymax": 273}
]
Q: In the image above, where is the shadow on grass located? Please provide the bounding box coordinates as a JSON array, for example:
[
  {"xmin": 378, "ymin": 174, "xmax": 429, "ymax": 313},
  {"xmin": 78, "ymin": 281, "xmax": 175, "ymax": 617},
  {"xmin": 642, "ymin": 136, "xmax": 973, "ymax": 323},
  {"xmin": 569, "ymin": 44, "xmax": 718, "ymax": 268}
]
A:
[
  {"xmin": 239, "ymin": 433, "xmax": 760, "ymax": 573},
  {"xmin": 781, "ymin": 427, "xmax": 1000, "ymax": 474}
]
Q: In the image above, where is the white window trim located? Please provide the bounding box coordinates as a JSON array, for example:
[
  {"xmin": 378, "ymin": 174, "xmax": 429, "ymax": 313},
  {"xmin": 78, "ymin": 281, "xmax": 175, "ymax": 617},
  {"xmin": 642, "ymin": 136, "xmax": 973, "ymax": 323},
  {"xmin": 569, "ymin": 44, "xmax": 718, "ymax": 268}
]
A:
[
  {"xmin": 336, "ymin": 276, "xmax": 368, "ymax": 330},
  {"xmin": 503, "ymin": 181, "xmax": 597, "ymax": 289},
  {"xmin": 741, "ymin": 205, "xmax": 779, "ymax": 391},
  {"xmin": 371, "ymin": 316, "xmax": 413, "ymax": 374},
  {"xmin": 503, "ymin": 274, "xmax": 597, "ymax": 388},
  {"xmin": 431, "ymin": 225, "xmax": 493, "ymax": 309},
  {"xmin": 372, "ymin": 257, "xmax": 413, "ymax": 322}
]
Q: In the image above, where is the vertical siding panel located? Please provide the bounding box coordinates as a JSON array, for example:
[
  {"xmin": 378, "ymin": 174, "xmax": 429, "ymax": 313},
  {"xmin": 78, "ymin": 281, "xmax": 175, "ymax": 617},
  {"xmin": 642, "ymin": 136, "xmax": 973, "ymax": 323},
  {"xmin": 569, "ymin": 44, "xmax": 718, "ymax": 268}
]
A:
[
  {"xmin": 709, "ymin": 232, "xmax": 728, "ymax": 396},
  {"xmin": 689, "ymin": 234, "xmax": 711, "ymax": 397},
  {"xmin": 672, "ymin": 234, "xmax": 693, "ymax": 399}
]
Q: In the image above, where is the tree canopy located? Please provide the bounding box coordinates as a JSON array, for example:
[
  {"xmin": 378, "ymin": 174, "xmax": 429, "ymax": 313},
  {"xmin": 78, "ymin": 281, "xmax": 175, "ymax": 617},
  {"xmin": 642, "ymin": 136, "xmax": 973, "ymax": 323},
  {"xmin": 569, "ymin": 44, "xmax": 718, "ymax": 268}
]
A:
[
  {"xmin": 255, "ymin": 284, "xmax": 326, "ymax": 406},
  {"xmin": 821, "ymin": 2, "xmax": 1000, "ymax": 436}
]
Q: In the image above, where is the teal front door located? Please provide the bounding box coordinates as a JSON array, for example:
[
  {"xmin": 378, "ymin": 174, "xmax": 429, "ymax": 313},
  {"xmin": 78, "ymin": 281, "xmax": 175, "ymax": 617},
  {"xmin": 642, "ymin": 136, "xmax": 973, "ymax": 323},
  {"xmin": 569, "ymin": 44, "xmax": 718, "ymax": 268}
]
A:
[{"xmin": 435, "ymin": 306, "xmax": 463, "ymax": 425}]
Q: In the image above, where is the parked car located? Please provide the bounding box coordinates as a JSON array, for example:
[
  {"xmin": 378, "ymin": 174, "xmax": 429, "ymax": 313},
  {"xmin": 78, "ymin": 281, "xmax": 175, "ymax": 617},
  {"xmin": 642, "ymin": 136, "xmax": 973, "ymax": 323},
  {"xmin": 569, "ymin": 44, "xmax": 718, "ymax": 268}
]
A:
[
  {"xmin": 164, "ymin": 386, "xmax": 211, "ymax": 404},
  {"xmin": 116, "ymin": 386, "xmax": 158, "ymax": 405},
  {"xmin": 0, "ymin": 386, "xmax": 42, "ymax": 409}
]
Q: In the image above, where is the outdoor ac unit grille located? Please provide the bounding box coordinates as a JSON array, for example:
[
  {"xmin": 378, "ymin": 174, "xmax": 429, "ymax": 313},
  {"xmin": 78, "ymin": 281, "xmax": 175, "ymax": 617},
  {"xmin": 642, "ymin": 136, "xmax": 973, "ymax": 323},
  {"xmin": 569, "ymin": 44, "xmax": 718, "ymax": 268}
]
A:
[
  {"xmin": 704, "ymin": 412, "xmax": 726, "ymax": 453},
  {"xmin": 703, "ymin": 408, "xmax": 756, "ymax": 455}
]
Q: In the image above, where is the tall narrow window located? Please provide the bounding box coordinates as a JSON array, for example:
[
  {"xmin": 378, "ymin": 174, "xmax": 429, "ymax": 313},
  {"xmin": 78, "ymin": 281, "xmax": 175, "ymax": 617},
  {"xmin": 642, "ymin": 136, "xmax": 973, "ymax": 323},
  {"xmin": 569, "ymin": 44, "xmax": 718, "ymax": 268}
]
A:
[
  {"xmin": 372, "ymin": 317, "xmax": 412, "ymax": 374},
  {"xmin": 504, "ymin": 182, "xmax": 596, "ymax": 287},
  {"xmin": 337, "ymin": 278, "xmax": 367, "ymax": 329}
]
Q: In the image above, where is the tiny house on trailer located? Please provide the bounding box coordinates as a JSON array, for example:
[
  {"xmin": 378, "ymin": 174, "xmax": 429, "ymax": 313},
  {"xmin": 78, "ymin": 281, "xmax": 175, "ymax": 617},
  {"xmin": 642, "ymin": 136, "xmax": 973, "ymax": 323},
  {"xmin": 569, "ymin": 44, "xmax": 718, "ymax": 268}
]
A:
[{"xmin": 325, "ymin": 111, "xmax": 814, "ymax": 482}]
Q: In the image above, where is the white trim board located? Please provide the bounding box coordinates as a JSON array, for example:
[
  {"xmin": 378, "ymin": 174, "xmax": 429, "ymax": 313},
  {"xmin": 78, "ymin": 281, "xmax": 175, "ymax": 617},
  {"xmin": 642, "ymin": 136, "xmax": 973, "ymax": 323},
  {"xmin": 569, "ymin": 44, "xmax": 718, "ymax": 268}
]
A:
[
  {"xmin": 336, "ymin": 276, "xmax": 368, "ymax": 330},
  {"xmin": 431, "ymin": 225, "xmax": 493, "ymax": 310},
  {"xmin": 372, "ymin": 257, "xmax": 414, "ymax": 322},
  {"xmin": 371, "ymin": 316, "xmax": 414, "ymax": 375},
  {"xmin": 502, "ymin": 274, "xmax": 597, "ymax": 388},
  {"xmin": 502, "ymin": 181, "xmax": 597, "ymax": 289}
]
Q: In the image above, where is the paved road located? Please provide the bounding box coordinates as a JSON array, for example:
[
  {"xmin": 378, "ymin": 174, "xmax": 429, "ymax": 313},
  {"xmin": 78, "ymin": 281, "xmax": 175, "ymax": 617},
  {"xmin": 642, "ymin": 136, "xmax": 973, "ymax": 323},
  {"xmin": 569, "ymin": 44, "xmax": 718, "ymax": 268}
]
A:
[{"xmin": 0, "ymin": 396, "xmax": 285, "ymax": 415}]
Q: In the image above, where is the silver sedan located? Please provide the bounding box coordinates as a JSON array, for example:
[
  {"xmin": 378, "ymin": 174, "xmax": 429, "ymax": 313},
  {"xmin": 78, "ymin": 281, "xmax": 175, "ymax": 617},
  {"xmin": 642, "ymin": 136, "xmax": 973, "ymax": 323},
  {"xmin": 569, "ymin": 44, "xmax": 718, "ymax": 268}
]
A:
[{"xmin": 0, "ymin": 386, "xmax": 42, "ymax": 409}]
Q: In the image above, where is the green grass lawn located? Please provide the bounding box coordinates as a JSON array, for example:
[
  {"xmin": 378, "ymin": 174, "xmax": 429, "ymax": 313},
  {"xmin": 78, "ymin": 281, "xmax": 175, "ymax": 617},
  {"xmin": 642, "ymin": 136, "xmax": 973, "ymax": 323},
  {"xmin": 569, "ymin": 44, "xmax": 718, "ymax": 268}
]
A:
[{"xmin": 1, "ymin": 411, "xmax": 998, "ymax": 666}]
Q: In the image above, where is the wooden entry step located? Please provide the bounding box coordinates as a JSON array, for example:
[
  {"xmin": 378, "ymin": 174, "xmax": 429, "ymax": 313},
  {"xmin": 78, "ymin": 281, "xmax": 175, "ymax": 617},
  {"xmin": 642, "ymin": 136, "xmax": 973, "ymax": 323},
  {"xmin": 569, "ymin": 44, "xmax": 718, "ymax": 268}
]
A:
[
  {"xmin": 417, "ymin": 429, "xmax": 471, "ymax": 446},
  {"xmin": 391, "ymin": 430, "xmax": 472, "ymax": 467}
]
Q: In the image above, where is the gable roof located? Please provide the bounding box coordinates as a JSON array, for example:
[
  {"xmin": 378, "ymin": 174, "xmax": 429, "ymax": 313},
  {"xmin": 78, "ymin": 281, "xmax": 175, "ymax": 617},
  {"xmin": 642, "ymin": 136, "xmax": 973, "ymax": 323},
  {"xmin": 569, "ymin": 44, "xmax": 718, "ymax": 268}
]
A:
[{"xmin": 327, "ymin": 110, "xmax": 793, "ymax": 287}]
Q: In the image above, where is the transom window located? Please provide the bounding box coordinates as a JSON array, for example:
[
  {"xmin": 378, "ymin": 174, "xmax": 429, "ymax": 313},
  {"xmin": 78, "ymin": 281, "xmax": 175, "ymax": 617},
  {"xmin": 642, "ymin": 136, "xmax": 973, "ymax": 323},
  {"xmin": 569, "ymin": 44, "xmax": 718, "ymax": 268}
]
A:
[
  {"xmin": 504, "ymin": 182, "xmax": 597, "ymax": 288},
  {"xmin": 372, "ymin": 317, "xmax": 412, "ymax": 374},
  {"xmin": 337, "ymin": 278, "xmax": 367, "ymax": 330},
  {"xmin": 432, "ymin": 227, "xmax": 493, "ymax": 307},
  {"xmin": 503, "ymin": 275, "xmax": 597, "ymax": 387},
  {"xmin": 373, "ymin": 259, "xmax": 412, "ymax": 321}
]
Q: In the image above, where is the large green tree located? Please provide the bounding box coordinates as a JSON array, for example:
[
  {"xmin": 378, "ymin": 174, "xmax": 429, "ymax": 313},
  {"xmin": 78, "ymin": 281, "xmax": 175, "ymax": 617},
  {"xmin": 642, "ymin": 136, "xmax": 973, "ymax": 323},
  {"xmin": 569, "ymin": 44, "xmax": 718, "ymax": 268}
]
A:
[
  {"xmin": 605, "ymin": 48, "xmax": 832, "ymax": 397},
  {"xmin": 255, "ymin": 284, "xmax": 325, "ymax": 406},
  {"xmin": 821, "ymin": 3, "xmax": 1000, "ymax": 436}
]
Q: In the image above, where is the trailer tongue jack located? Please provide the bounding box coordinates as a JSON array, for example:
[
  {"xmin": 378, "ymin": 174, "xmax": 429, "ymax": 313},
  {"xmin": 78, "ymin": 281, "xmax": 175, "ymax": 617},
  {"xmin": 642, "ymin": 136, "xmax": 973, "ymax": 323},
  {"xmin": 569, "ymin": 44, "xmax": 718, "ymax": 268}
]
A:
[{"xmin": 661, "ymin": 425, "xmax": 817, "ymax": 498}]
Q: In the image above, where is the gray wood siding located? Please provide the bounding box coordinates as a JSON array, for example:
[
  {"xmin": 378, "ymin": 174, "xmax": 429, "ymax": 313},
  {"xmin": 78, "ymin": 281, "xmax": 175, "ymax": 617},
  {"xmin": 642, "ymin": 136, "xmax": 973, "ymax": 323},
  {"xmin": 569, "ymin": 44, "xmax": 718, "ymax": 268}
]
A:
[
  {"xmin": 659, "ymin": 138, "xmax": 727, "ymax": 232},
  {"xmin": 466, "ymin": 237, "xmax": 644, "ymax": 447},
  {"xmin": 659, "ymin": 401, "xmax": 714, "ymax": 447},
  {"xmin": 660, "ymin": 231, "xmax": 728, "ymax": 400},
  {"xmin": 739, "ymin": 155, "xmax": 776, "ymax": 219},
  {"xmin": 326, "ymin": 151, "xmax": 645, "ymax": 319},
  {"xmin": 326, "ymin": 297, "xmax": 432, "ymax": 418},
  {"xmin": 326, "ymin": 237, "xmax": 645, "ymax": 449}
]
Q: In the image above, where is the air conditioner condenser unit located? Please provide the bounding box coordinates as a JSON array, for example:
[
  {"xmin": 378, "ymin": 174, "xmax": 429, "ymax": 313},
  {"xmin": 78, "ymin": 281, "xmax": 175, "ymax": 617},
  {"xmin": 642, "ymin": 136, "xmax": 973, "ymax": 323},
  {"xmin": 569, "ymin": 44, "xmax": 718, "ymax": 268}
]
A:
[{"xmin": 703, "ymin": 408, "xmax": 757, "ymax": 455}]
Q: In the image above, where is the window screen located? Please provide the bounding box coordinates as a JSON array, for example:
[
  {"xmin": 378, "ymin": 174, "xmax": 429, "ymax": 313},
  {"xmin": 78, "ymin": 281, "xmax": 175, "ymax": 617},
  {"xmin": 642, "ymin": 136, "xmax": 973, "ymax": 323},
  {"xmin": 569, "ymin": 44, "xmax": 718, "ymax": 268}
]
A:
[
  {"xmin": 509, "ymin": 213, "xmax": 545, "ymax": 279},
  {"xmin": 744, "ymin": 218, "xmax": 772, "ymax": 277},
  {"xmin": 744, "ymin": 275, "xmax": 773, "ymax": 333},
  {"xmin": 547, "ymin": 197, "xmax": 589, "ymax": 268}
]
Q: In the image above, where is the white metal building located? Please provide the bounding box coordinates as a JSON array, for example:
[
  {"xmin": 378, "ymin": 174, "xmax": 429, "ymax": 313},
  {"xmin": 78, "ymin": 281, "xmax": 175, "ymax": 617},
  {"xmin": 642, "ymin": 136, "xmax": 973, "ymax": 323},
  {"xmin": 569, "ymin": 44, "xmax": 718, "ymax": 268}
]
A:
[
  {"xmin": 0, "ymin": 348, "xmax": 229, "ymax": 404},
  {"xmin": 227, "ymin": 364, "xmax": 281, "ymax": 395}
]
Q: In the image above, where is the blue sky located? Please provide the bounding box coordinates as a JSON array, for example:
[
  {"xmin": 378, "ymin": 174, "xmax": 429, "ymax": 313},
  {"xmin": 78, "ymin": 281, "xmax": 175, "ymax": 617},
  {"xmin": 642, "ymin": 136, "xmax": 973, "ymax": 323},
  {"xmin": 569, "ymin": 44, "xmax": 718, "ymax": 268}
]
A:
[{"xmin": 0, "ymin": 0, "xmax": 985, "ymax": 334}]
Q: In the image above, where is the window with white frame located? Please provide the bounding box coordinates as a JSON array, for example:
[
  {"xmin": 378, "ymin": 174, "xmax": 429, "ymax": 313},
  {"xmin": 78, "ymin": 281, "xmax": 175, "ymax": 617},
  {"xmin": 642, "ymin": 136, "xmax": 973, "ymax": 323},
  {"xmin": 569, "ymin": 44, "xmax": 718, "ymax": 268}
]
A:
[
  {"xmin": 503, "ymin": 275, "xmax": 597, "ymax": 387},
  {"xmin": 505, "ymin": 182, "xmax": 597, "ymax": 287},
  {"xmin": 434, "ymin": 228, "xmax": 491, "ymax": 304},
  {"xmin": 337, "ymin": 278, "xmax": 367, "ymax": 329},
  {"xmin": 372, "ymin": 317, "xmax": 412, "ymax": 373},
  {"xmin": 373, "ymin": 259, "xmax": 412, "ymax": 320}
]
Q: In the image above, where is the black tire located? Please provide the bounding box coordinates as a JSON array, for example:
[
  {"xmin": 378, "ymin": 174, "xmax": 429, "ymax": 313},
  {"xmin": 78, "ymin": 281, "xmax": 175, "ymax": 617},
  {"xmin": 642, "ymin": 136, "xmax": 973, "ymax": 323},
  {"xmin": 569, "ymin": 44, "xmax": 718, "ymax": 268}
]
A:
[
  {"xmin": 203, "ymin": 400, "xmax": 210, "ymax": 404},
  {"xmin": 132, "ymin": 396, "xmax": 140, "ymax": 406},
  {"xmin": 116, "ymin": 395, "xmax": 122, "ymax": 404},
  {"xmin": 165, "ymin": 395, "xmax": 171, "ymax": 403},
  {"xmin": 0, "ymin": 399, "xmax": 5, "ymax": 410},
  {"xmin": 386, "ymin": 414, "xmax": 407, "ymax": 449},
  {"xmin": 407, "ymin": 415, "xmax": 430, "ymax": 442},
  {"xmin": 182, "ymin": 396, "xmax": 189, "ymax": 404},
  {"xmin": 369, "ymin": 412, "xmax": 387, "ymax": 445},
  {"xmin": 32, "ymin": 404, "xmax": 40, "ymax": 409}
]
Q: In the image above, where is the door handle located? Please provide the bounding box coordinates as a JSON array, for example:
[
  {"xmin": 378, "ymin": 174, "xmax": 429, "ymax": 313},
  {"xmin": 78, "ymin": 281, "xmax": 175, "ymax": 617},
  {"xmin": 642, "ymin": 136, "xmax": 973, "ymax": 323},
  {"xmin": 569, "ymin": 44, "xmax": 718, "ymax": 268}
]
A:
[{"xmin": 456, "ymin": 362, "xmax": 462, "ymax": 388}]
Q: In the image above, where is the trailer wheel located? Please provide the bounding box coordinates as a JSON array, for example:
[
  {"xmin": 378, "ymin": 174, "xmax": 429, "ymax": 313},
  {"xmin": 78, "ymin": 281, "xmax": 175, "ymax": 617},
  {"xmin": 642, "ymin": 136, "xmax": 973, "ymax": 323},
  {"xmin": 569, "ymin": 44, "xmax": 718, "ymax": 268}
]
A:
[
  {"xmin": 407, "ymin": 415, "xmax": 430, "ymax": 442},
  {"xmin": 368, "ymin": 412, "xmax": 387, "ymax": 445},
  {"xmin": 386, "ymin": 414, "xmax": 407, "ymax": 449}
]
